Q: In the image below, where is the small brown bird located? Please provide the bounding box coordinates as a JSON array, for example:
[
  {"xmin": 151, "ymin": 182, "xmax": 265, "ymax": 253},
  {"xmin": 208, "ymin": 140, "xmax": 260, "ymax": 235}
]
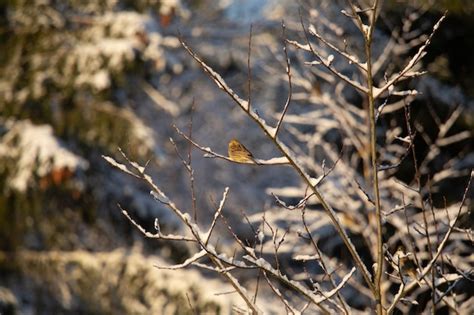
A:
[
  {"xmin": 228, "ymin": 138, "xmax": 258, "ymax": 164},
  {"xmin": 394, "ymin": 246, "xmax": 421, "ymax": 285}
]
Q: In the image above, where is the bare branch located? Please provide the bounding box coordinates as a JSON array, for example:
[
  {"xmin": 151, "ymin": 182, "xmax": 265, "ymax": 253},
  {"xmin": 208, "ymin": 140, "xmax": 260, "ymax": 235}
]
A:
[
  {"xmin": 179, "ymin": 36, "xmax": 276, "ymax": 136},
  {"xmin": 155, "ymin": 250, "xmax": 206, "ymax": 270},
  {"xmin": 262, "ymin": 273, "xmax": 301, "ymax": 314},
  {"xmin": 388, "ymin": 172, "xmax": 473, "ymax": 313},
  {"xmin": 103, "ymin": 155, "xmax": 141, "ymax": 179},
  {"xmin": 119, "ymin": 205, "xmax": 196, "ymax": 242},
  {"xmin": 378, "ymin": 137, "xmax": 414, "ymax": 171},
  {"xmin": 274, "ymin": 21, "xmax": 293, "ymax": 138},
  {"xmin": 301, "ymin": 208, "xmax": 350, "ymax": 314},
  {"xmin": 290, "ymin": 24, "xmax": 368, "ymax": 94},
  {"xmin": 205, "ymin": 187, "xmax": 230, "ymax": 245},
  {"xmin": 187, "ymin": 101, "xmax": 198, "ymax": 220},
  {"xmin": 247, "ymin": 24, "xmax": 253, "ymax": 110},
  {"xmin": 307, "ymin": 23, "xmax": 367, "ymax": 72},
  {"xmin": 374, "ymin": 13, "xmax": 446, "ymax": 99},
  {"xmin": 247, "ymin": 251, "xmax": 358, "ymax": 307},
  {"xmin": 271, "ymin": 191, "xmax": 315, "ymax": 211},
  {"xmin": 185, "ymin": 293, "xmax": 196, "ymax": 314},
  {"xmin": 354, "ymin": 178, "xmax": 375, "ymax": 205}
]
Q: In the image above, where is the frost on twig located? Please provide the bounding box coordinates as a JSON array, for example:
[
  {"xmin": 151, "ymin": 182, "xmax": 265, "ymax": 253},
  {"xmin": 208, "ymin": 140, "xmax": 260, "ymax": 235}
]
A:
[
  {"xmin": 204, "ymin": 187, "xmax": 230, "ymax": 245},
  {"xmin": 387, "ymin": 172, "xmax": 472, "ymax": 313},
  {"xmin": 155, "ymin": 250, "xmax": 206, "ymax": 270},
  {"xmin": 119, "ymin": 205, "xmax": 195, "ymax": 242},
  {"xmin": 273, "ymin": 21, "xmax": 293, "ymax": 139},
  {"xmin": 104, "ymin": 149, "xmax": 263, "ymax": 313},
  {"xmin": 245, "ymin": 254, "xmax": 356, "ymax": 305},
  {"xmin": 374, "ymin": 13, "xmax": 447, "ymax": 99},
  {"xmin": 174, "ymin": 125, "xmax": 290, "ymax": 165}
]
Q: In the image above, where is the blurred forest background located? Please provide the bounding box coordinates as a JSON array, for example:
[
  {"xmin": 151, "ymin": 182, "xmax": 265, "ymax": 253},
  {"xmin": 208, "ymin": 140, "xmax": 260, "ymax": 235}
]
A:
[{"xmin": 0, "ymin": 0, "xmax": 473, "ymax": 314}]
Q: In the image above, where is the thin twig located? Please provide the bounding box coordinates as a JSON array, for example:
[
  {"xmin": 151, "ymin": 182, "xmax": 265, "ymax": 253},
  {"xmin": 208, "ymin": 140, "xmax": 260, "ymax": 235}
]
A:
[
  {"xmin": 296, "ymin": 12, "xmax": 369, "ymax": 94},
  {"xmin": 188, "ymin": 101, "xmax": 198, "ymax": 221},
  {"xmin": 274, "ymin": 21, "xmax": 293, "ymax": 138},
  {"xmin": 247, "ymin": 24, "xmax": 253, "ymax": 111},
  {"xmin": 244, "ymin": 253, "xmax": 357, "ymax": 306},
  {"xmin": 262, "ymin": 273, "xmax": 301, "ymax": 315},
  {"xmin": 119, "ymin": 205, "xmax": 196, "ymax": 242},
  {"xmin": 306, "ymin": 23, "xmax": 366, "ymax": 72},
  {"xmin": 404, "ymin": 99, "xmax": 436, "ymax": 310},
  {"xmin": 205, "ymin": 187, "xmax": 230, "ymax": 245},
  {"xmin": 185, "ymin": 293, "xmax": 197, "ymax": 315},
  {"xmin": 374, "ymin": 13, "xmax": 446, "ymax": 99},
  {"xmin": 388, "ymin": 172, "xmax": 473, "ymax": 313},
  {"xmin": 169, "ymin": 134, "xmax": 198, "ymax": 221},
  {"xmin": 302, "ymin": 208, "xmax": 350, "ymax": 314},
  {"xmin": 154, "ymin": 250, "xmax": 207, "ymax": 270}
]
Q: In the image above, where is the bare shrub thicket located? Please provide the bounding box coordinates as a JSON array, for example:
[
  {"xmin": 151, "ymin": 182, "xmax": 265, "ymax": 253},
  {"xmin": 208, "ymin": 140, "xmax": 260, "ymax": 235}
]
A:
[{"xmin": 106, "ymin": 1, "xmax": 473, "ymax": 313}]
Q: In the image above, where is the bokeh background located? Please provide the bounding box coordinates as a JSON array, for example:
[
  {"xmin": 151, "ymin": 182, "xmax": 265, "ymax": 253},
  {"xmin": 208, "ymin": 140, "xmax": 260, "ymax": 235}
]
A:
[{"xmin": 0, "ymin": 0, "xmax": 473, "ymax": 314}]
